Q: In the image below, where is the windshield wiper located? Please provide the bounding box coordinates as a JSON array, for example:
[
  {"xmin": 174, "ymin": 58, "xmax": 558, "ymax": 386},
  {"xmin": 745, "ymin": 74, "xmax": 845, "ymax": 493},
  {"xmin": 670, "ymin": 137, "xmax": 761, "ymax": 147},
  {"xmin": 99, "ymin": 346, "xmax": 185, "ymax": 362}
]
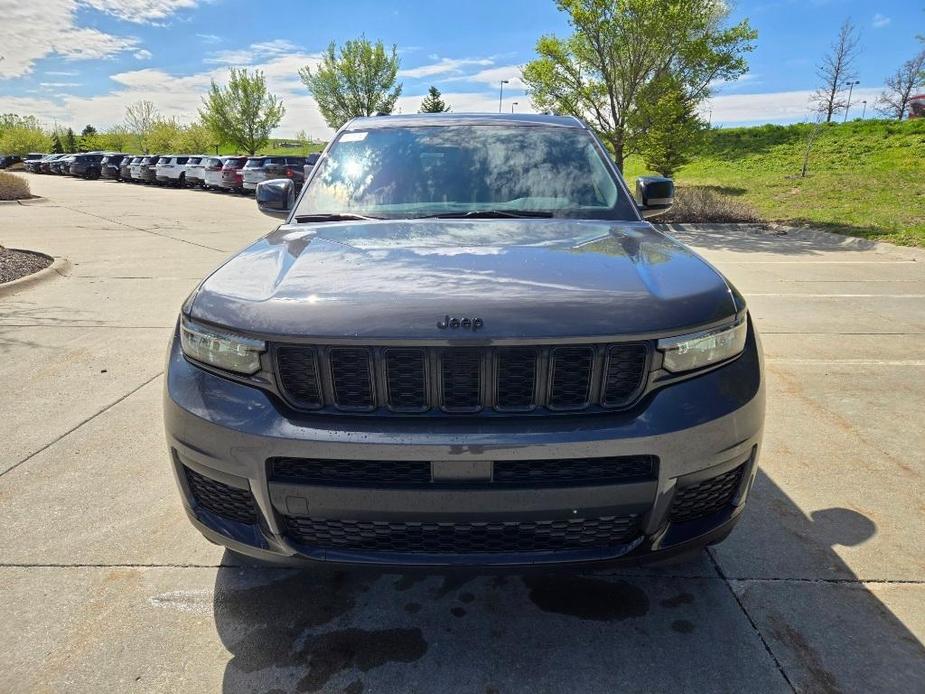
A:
[
  {"xmin": 415, "ymin": 209, "xmax": 554, "ymax": 219},
  {"xmin": 295, "ymin": 213, "xmax": 383, "ymax": 223}
]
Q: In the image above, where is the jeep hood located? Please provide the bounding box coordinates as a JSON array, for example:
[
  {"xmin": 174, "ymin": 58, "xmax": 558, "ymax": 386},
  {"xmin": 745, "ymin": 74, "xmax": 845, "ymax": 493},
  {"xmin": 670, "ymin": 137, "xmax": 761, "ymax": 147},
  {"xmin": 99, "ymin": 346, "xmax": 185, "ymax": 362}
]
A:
[{"xmin": 190, "ymin": 219, "xmax": 738, "ymax": 340}]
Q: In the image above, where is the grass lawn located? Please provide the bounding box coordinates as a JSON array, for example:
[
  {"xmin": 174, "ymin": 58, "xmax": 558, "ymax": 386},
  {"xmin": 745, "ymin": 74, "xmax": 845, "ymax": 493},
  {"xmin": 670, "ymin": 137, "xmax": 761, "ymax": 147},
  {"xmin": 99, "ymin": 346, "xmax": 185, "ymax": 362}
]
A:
[{"xmin": 623, "ymin": 119, "xmax": 925, "ymax": 247}]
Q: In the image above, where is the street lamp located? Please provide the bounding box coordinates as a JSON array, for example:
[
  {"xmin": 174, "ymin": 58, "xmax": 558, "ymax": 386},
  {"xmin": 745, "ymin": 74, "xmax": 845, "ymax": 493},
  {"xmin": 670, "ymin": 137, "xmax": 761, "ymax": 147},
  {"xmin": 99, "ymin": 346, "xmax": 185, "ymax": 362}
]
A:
[
  {"xmin": 498, "ymin": 80, "xmax": 510, "ymax": 113},
  {"xmin": 861, "ymin": 100, "xmax": 868, "ymax": 119},
  {"xmin": 843, "ymin": 80, "xmax": 860, "ymax": 122},
  {"xmin": 511, "ymin": 101, "xmax": 519, "ymax": 113}
]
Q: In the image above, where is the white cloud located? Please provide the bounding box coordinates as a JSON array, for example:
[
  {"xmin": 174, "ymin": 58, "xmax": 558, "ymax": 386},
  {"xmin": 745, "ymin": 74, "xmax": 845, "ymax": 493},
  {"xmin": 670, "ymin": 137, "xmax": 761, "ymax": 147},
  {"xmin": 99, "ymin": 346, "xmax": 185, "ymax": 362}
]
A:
[
  {"xmin": 0, "ymin": 0, "xmax": 197, "ymax": 79},
  {"xmin": 134, "ymin": 49, "xmax": 153, "ymax": 60},
  {"xmin": 205, "ymin": 39, "xmax": 301, "ymax": 65},
  {"xmin": 79, "ymin": 0, "xmax": 200, "ymax": 23},
  {"xmin": 45, "ymin": 70, "xmax": 80, "ymax": 76},
  {"xmin": 40, "ymin": 82, "xmax": 83, "ymax": 88},
  {"xmin": 872, "ymin": 13, "xmax": 891, "ymax": 29},
  {"xmin": 445, "ymin": 65, "xmax": 527, "ymax": 90},
  {"xmin": 196, "ymin": 33, "xmax": 222, "ymax": 44},
  {"xmin": 703, "ymin": 87, "xmax": 882, "ymax": 124},
  {"xmin": 399, "ymin": 57, "xmax": 494, "ymax": 79}
]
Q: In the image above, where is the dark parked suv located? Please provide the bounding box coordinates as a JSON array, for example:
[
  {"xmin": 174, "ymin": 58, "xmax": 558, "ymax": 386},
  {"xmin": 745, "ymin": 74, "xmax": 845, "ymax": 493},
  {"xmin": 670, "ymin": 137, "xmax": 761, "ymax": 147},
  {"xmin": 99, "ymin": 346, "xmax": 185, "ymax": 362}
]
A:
[
  {"xmin": 165, "ymin": 114, "xmax": 764, "ymax": 569},
  {"xmin": 70, "ymin": 153, "xmax": 104, "ymax": 179},
  {"xmin": 101, "ymin": 153, "xmax": 127, "ymax": 180}
]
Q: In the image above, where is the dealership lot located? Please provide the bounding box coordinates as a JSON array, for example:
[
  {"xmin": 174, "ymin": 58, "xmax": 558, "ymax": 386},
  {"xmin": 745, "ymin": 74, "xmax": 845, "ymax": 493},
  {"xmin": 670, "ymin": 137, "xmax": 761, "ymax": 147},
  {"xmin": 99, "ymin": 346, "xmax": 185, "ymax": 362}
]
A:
[{"xmin": 1, "ymin": 175, "xmax": 923, "ymax": 692}]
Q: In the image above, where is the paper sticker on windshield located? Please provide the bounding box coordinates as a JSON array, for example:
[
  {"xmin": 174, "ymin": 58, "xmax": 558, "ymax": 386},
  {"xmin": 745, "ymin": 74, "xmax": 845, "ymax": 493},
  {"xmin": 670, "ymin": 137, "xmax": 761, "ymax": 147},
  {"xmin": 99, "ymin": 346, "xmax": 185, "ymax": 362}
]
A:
[{"xmin": 340, "ymin": 132, "xmax": 368, "ymax": 142}]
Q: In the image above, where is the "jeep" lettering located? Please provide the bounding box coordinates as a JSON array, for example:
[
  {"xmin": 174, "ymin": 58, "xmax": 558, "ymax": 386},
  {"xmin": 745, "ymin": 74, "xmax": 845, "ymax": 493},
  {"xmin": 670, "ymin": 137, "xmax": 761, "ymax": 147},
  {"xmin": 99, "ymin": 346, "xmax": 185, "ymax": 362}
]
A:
[{"xmin": 437, "ymin": 315, "xmax": 483, "ymax": 331}]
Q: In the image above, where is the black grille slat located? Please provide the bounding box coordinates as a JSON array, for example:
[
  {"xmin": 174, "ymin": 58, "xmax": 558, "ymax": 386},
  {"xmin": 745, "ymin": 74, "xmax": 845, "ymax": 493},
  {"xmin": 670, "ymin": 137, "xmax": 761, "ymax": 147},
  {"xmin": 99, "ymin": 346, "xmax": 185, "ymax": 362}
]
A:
[
  {"xmin": 276, "ymin": 346, "xmax": 322, "ymax": 408},
  {"xmin": 271, "ymin": 458, "xmax": 431, "ymax": 485},
  {"xmin": 669, "ymin": 465, "xmax": 745, "ymax": 522},
  {"xmin": 493, "ymin": 456, "xmax": 656, "ymax": 486},
  {"xmin": 496, "ymin": 348, "xmax": 537, "ymax": 410},
  {"xmin": 385, "ymin": 349, "xmax": 427, "ymax": 411},
  {"xmin": 330, "ymin": 348, "xmax": 374, "ymax": 409},
  {"xmin": 185, "ymin": 467, "xmax": 257, "ymax": 524},
  {"xmin": 602, "ymin": 344, "xmax": 648, "ymax": 407},
  {"xmin": 441, "ymin": 349, "xmax": 482, "ymax": 411},
  {"xmin": 548, "ymin": 347, "xmax": 594, "ymax": 409},
  {"xmin": 285, "ymin": 515, "xmax": 639, "ymax": 554},
  {"xmin": 274, "ymin": 343, "xmax": 649, "ymax": 414}
]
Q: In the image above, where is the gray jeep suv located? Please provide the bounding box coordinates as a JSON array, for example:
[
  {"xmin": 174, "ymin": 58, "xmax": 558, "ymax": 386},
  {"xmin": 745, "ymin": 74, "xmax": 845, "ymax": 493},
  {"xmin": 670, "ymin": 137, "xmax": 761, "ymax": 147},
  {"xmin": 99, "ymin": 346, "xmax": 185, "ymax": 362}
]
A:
[{"xmin": 164, "ymin": 113, "xmax": 764, "ymax": 568}]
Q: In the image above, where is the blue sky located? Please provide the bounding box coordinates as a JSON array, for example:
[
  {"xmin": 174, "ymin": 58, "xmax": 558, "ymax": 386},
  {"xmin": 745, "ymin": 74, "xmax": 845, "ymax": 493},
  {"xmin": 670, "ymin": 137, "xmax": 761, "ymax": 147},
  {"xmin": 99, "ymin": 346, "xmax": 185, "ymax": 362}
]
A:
[{"xmin": 2, "ymin": 0, "xmax": 922, "ymax": 138}]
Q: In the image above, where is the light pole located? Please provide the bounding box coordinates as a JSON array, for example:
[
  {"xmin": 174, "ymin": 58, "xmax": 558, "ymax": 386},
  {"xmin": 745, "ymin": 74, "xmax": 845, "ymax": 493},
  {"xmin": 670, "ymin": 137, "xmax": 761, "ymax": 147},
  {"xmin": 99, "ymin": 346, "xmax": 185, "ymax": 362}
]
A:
[
  {"xmin": 861, "ymin": 100, "xmax": 867, "ymax": 119},
  {"xmin": 843, "ymin": 80, "xmax": 860, "ymax": 122},
  {"xmin": 511, "ymin": 101, "xmax": 519, "ymax": 113},
  {"xmin": 498, "ymin": 80, "xmax": 510, "ymax": 113}
]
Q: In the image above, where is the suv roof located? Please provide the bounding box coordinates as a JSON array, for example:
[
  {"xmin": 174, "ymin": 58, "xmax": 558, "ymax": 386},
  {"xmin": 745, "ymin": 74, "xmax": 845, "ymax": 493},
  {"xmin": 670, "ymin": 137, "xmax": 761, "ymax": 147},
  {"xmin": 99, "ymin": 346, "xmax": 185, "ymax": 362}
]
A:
[{"xmin": 346, "ymin": 112, "xmax": 584, "ymax": 130}]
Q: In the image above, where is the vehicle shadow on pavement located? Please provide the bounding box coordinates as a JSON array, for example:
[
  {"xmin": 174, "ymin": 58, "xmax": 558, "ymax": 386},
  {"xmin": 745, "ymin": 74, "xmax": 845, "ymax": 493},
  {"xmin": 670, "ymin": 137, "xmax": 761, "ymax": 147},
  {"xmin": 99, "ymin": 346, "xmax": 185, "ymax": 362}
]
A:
[{"xmin": 211, "ymin": 470, "xmax": 925, "ymax": 693}]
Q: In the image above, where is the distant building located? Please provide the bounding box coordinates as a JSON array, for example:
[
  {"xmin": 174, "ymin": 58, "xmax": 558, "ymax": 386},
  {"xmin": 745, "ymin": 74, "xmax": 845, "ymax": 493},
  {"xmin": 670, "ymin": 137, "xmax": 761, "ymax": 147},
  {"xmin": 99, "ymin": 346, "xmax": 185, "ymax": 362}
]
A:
[{"xmin": 909, "ymin": 94, "xmax": 925, "ymax": 119}]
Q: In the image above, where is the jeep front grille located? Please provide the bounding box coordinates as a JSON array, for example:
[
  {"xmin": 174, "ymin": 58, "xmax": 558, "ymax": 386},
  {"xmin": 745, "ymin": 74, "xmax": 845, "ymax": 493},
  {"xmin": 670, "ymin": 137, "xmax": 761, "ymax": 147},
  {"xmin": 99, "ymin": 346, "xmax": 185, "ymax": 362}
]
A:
[{"xmin": 273, "ymin": 342, "xmax": 649, "ymax": 415}]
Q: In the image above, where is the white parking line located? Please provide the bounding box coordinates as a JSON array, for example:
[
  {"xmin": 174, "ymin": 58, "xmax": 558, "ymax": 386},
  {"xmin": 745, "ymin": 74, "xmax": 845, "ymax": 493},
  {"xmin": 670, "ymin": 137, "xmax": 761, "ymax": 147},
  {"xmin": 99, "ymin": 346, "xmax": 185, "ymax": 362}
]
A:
[
  {"xmin": 745, "ymin": 293, "xmax": 925, "ymax": 298},
  {"xmin": 767, "ymin": 358, "xmax": 925, "ymax": 366}
]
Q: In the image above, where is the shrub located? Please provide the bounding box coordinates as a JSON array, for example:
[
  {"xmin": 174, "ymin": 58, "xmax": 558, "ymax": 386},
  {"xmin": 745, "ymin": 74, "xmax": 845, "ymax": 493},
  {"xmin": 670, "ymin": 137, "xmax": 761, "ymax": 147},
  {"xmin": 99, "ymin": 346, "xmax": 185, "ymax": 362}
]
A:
[
  {"xmin": 659, "ymin": 186, "xmax": 761, "ymax": 224},
  {"xmin": 0, "ymin": 172, "xmax": 31, "ymax": 201}
]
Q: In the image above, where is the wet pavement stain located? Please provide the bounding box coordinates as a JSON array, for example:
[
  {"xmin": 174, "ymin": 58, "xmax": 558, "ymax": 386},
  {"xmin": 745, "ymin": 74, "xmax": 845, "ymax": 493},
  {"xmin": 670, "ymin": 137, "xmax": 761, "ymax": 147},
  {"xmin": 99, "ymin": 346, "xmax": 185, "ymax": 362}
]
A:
[
  {"xmin": 672, "ymin": 619, "xmax": 696, "ymax": 634},
  {"xmin": 393, "ymin": 575, "xmax": 426, "ymax": 592},
  {"xmin": 404, "ymin": 602, "xmax": 422, "ymax": 614},
  {"xmin": 343, "ymin": 678, "xmax": 364, "ymax": 694},
  {"xmin": 451, "ymin": 607, "xmax": 467, "ymax": 618},
  {"xmin": 459, "ymin": 592, "xmax": 475, "ymax": 604},
  {"xmin": 295, "ymin": 628, "xmax": 428, "ymax": 692},
  {"xmin": 434, "ymin": 575, "xmax": 473, "ymax": 599},
  {"xmin": 523, "ymin": 576, "xmax": 649, "ymax": 621},
  {"xmin": 660, "ymin": 592, "xmax": 695, "ymax": 609}
]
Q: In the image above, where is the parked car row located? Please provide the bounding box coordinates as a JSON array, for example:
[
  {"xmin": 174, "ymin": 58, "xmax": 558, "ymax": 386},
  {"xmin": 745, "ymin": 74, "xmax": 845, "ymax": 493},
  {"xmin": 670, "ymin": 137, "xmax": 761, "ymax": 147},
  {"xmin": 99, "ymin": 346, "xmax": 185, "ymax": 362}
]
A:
[{"xmin": 24, "ymin": 151, "xmax": 321, "ymax": 193}]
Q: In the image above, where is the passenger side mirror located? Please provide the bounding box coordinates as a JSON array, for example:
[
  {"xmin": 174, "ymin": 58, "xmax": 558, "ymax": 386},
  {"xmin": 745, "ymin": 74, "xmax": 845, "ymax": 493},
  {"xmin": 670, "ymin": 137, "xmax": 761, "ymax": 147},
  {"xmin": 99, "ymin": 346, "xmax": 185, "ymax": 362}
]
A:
[
  {"xmin": 256, "ymin": 179, "xmax": 295, "ymax": 219},
  {"xmin": 636, "ymin": 176, "xmax": 674, "ymax": 219}
]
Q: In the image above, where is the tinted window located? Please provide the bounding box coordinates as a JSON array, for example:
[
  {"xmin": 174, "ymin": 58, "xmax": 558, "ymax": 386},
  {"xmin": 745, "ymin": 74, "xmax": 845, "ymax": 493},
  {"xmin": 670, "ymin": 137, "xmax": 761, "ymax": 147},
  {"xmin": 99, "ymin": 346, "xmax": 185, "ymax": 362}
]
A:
[
  {"xmin": 158, "ymin": 157, "xmax": 170, "ymax": 164},
  {"xmin": 286, "ymin": 157, "xmax": 306, "ymax": 165},
  {"xmin": 187, "ymin": 157, "xmax": 201, "ymax": 165},
  {"xmin": 176, "ymin": 157, "xmax": 188, "ymax": 165},
  {"xmin": 224, "ymin": 157, "xmax": 246, "ymax": 168},
  {"xmin": 306, "ymin": 153, "xmax": 321, "ymax": 165},
  {"xmin": 244, "ymin": 158, "xmax": 265, "ymax": 168},
  {"xmin": 298, "ymin": 125, "xmax": 629, "ymax": 220}
]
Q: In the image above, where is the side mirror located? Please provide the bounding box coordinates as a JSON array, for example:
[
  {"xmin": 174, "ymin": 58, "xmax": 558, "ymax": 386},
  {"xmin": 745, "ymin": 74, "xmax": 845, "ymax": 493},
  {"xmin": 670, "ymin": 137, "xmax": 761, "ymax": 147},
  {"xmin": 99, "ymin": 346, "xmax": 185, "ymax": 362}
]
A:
[
  {"xmin": 256, "ymin": 178, "xmax": 295, "ymax": 219},
  {"xmin": 636, "ymin": 176, "xmax": 674, "ymax": 219}
]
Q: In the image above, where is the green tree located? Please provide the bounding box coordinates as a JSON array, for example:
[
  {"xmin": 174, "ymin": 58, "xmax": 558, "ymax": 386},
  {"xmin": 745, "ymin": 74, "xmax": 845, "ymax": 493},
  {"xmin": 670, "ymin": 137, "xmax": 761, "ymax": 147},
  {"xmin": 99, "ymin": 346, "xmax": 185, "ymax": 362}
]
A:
[
  {"xmin": 200, "ymin": 68, "xmax": 285, "ymax": 155},
  {"xmin": 419, "ymin": 86, "xmax": 450, "ymax": 113},
  {"xmin": 175, "ymin": 120, "xmax": 216, "ymax": 153},
  {"xmin": 145, "ymin": 118, "xmax": 183, "ymax": 153},
  {"xmin": 522, "ymin": 0, "xmax": 756, "ymax": 171},
  {"xmin": 0, "ymin": 124, "xmax": 50, "ymax": 156},
  {"xmin": 632, "ymin": 76, "xmax": 705, "ymax": 177},
  {"xmin": 79, "ymin": 124, "xmax": 99, "ymax": 151},
  {"xmin": 64, "ymin": 127, "xmax": 77, "ymax": 152},
  {"xmin": 299, "ymin": 37, "xmax": 402, "ymax": 128},
  {"xmin": 102, "ymin": 125, "xmax": 130, "ymax": 152},
  {"xmin": 50, "ymin": 131, "xmax": 64, "ymax": 153},
  {"xmin": 124, "ymin": 99, "xmax": 158, "ymax": 151}
]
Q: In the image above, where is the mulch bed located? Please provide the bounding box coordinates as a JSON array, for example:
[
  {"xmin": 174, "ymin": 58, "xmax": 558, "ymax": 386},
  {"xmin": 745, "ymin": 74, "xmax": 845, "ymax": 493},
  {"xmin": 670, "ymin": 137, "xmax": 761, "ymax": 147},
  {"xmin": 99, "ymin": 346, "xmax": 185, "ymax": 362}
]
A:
[{"xmin": 0, "ymin": 247, "xmax": 53, "ymax": 284}]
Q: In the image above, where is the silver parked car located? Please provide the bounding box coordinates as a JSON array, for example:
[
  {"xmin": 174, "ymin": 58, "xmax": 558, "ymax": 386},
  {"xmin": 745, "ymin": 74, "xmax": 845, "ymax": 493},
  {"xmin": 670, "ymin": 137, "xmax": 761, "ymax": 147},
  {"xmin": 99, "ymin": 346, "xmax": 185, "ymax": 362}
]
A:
[{"xmin": 201, "ymin": 156, "xmax": 229, "ymax": 190}]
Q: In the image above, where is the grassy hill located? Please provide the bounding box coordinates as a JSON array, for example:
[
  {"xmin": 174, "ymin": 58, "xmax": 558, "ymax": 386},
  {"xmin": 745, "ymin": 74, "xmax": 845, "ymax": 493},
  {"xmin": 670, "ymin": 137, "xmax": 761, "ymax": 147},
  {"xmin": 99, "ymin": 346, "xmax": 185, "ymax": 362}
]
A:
[{"xmin": 624, "ymin": 119, "xmax": 925, "ymax": 247}]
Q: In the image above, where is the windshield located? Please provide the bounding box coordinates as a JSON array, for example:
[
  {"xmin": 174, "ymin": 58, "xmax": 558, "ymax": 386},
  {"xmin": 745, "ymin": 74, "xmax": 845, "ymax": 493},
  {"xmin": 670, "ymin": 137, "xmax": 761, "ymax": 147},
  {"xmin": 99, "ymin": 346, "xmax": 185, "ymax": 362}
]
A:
[{"xmin": 296, "ymin": 124, "xmax": 634, "ymax": 220}]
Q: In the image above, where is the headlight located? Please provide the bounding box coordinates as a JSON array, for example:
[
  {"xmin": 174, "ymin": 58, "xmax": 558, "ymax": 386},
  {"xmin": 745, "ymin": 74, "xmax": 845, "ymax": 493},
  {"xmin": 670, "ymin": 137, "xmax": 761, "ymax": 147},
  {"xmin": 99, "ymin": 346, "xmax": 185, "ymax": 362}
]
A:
[
  {"xmin": 658, "ymin": 317, "xmax": 747, "ymax": 373},
  {"xmin": 180, "ymin": 316, "xmax": 265, "ymax": 375}
]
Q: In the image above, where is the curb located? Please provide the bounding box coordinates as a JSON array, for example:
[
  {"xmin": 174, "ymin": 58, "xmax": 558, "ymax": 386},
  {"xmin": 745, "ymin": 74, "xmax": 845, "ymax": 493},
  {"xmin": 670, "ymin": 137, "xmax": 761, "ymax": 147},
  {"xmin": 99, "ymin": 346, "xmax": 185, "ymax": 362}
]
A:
[
  {"xmin": 0, "ymin": 195, "xmax": 47, "ymax": 206},
  {"xmin": 0, "ymin": 253, "xmax": 71, "ymax": 298}
]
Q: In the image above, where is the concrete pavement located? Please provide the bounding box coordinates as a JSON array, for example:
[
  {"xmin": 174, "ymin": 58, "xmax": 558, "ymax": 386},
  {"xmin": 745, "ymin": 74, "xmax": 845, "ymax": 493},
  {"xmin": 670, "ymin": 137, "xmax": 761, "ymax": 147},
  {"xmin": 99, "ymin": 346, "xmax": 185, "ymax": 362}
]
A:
[{"xmin": 1, "ymin": 175, "xmax": 923, "ymax": 693}]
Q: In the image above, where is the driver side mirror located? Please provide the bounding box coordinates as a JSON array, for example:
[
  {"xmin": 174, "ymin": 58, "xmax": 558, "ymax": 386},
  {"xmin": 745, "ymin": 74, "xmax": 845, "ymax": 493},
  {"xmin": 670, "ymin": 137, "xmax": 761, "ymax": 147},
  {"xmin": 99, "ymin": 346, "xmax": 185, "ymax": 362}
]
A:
[
  {"xmin": 256, "ymin": 179, "xmax": 295, "ymax": 219},
  {"xmin": 636, "ymin": 176, "xmax": 674, "ymax": 219}
]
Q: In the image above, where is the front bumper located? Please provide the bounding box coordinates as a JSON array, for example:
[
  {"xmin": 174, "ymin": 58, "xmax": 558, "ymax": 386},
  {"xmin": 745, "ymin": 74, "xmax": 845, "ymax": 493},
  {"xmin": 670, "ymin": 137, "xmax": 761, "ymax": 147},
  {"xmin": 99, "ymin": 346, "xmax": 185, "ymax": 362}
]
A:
[{"xmin": 164, "ymin": 324, "xmax": 764, "ymax": 568}]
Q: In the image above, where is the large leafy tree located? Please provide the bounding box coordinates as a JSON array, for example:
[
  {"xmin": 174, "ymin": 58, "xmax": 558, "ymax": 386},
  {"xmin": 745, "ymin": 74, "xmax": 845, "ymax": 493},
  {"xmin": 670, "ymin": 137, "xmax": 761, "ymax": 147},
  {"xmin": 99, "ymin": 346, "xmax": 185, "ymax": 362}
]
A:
[
  {"xmin": 145, "ymin": 118, "xmax": 183, "ymax": 153},
  {"xmin": 300, "ymin": 37, "xmax": 402, "ymax": 129},
  {"xmin": 0, "ymin": 124, "xmax": 50, "ymax": 156},
  {"xmin": 419, "ymin": 86, "xmax": 451, "ymax": 113},
  {"xmin": 175, "ymin": 120, "xmax": 216, "ymax": 154},
  {"xmin": 64, "ymin": 127, "xmax": 77, "ymax": 153},
  {"xmin": 200, "ymin": 68, "xmax": 285, "ymax": 155},
  {"xmin": 522, "ymin": 0, "xmax": 756, "ymax": 171}
]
